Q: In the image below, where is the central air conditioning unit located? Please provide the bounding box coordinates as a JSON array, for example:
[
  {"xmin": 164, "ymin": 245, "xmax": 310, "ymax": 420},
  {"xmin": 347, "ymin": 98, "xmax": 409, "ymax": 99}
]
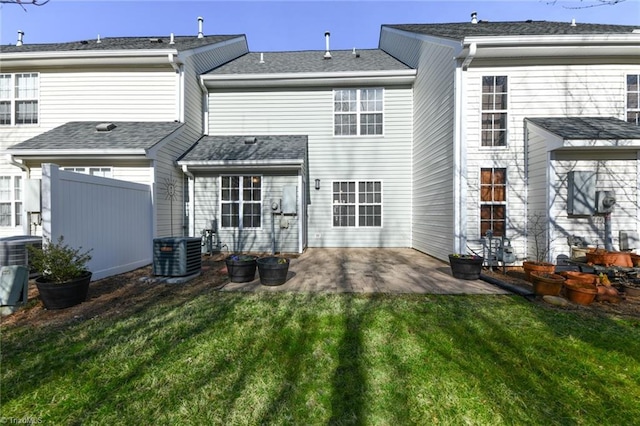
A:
[
  {"xmin": 153, "ymin": 237, "xmax": 202, "ymax": 277},
  {"xmin": 0, "ymin": 236, "xmax": 43, "ymax": 277}
]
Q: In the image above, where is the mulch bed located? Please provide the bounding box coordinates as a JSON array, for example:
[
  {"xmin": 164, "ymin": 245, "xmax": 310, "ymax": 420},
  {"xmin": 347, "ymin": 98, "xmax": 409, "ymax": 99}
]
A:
[{"xmin": 3, "ymin": 257, "xmax": 639, "ymax": 330}]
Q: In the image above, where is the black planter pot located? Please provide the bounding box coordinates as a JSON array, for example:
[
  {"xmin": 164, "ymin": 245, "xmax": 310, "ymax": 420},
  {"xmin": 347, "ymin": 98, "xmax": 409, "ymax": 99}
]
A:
[
  {"xmin": 35, "ymin": 271, "xmax": 92, "ymax": 310},
  {"xmin": 225, "ymin": 255, "xmax": 258, "ymax": 283},
  {"xmin": 448, "ymin": 255, "xmax": 484, "ymax": 280},
  {"xmin": 257, "ymin": 257, "xmax": 290, "ymax": 286}
]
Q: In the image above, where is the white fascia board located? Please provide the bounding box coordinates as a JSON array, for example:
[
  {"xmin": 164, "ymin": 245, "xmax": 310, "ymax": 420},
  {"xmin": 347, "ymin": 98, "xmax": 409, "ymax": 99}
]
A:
[
  {"xmin": 460, "ymin": 34, "xmax": 640, "ymax": 59},
  {"xmin": 201, "ymin": 70, "xmax": 416, "ymax": 89},
  {"xmin": 0, "ymin": 49, "xmax": 180, "ymax": 68},
  {"xmin": 561, "ymin": 139, "xmax": 640, "ymax": 148}
]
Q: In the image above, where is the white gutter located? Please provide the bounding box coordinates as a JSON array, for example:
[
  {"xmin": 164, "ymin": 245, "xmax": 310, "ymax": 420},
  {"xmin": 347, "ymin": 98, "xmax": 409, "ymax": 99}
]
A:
[
  {"xmin": 1, "ymin": 49, "xmax": 183, "ymax": 69},
  {"xmin": 461, "ymin": 42, "xmax": 476, "ymax": 71},
  {"xmin": 181, "ymin": 164, "xmax": 196, "ymax": 237},
  {"xmin": 7, "ymin": 149, "xmax": 147, "ymax": 157},
  {"xmin": 177, "ymin": 160, "xmax": 304, "ymax": 173},
  {"xmin": 201, "ymin": 70, "xmax": 416, "ymax": 89}
]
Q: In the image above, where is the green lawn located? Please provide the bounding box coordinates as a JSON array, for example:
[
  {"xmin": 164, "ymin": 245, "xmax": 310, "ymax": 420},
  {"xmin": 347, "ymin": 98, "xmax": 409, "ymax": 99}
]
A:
[{"xmin": 2, "ymin": 293, "xmax": 639, "ymax": 425}]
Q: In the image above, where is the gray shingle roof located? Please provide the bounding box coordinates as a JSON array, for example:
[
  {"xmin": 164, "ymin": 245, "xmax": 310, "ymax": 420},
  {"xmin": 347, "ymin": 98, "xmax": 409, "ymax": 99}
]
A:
[
  {"xmin": 527, "ymin": 117, "xmax": 640, "ymax": 140},
  {"xmin": 8, "ymin": 121, "xmax": 184, "ymax": 152},
  {"xmin": 384, "ymin": 21, "xmax": 639, "ymax": 41},
  {"xmin": 1, "ymin": 35, "xmax": 242, "ymax": 54},
  {"xmin": 206, "ymin": 50, "xmax": 412, "ymax": 75},
  {"xmin": 179, "ymin": 135, "xmax": 308, "ymax": 163}
]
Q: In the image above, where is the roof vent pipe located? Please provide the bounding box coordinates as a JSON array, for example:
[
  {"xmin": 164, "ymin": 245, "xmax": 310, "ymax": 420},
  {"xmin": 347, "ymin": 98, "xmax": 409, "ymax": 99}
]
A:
[
  {"xmin": 244, "ymin": 137, "xmax": 257, "ymax": 145},
  {"xmin": 471, "ymin": 12, "xmax": 478, "ymax": 24},
  {"xmin": 170, "ymin": 33, "xmax": 175, "ymax": 44},
  {"xmin": 324, "ymin": 31, "xmax": 332, "ymax": 59},
  {"xmin": 97, "ymin": 34, "xmax": 101, "ymax": 44},
  {"xmin": 571, "ymin": 18, "xmax": 576, "ymax": 27},
  {"xmin": 197, "ymin": 16, "xmax": 204, "ymax": 38},
  {"xmin": 16, "ymin": 30, "xmax": 24, "ymax": 47},
  {"xmin": 259, "ymin": 52, "xmax": 265, "ymax": 64}
]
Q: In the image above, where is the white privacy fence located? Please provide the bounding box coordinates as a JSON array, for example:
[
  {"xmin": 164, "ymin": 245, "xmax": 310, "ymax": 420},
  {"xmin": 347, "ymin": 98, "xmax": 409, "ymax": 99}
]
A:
[{"xmin": 41, "ymin": 164, "xmax": 153, "ymax": 280}]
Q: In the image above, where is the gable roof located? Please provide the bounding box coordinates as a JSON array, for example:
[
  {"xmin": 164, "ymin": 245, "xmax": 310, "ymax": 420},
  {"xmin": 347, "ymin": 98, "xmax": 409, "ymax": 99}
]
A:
[
  {"xmin": 526, "ymin": 117, "xmax": 640, "ymax": 140},
  {"xmin": 0, "ymin": 35, "xmax": 243, "ymax": 54},
  {"xmin": 205, "ymin": 50, "xmax": 412, "ymax": 75},
  {"xmin": 178, "ymin": 135, "xmax": 307, "ymax": 168},
  {"xmin": 7, "ymin": 121, "xmax": 184, "ymax": 154},
  {"xmin": 384, "ymin": 21, "xmax": 640, "ymax": 42}
]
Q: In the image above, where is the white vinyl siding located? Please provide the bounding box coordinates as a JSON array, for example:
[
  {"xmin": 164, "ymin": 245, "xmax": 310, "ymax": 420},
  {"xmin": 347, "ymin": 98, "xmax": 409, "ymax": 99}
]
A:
[
  {"xmin": 62, "ymin": 167, "xmax": 113, "ymax": 178},
  {"xmin": 193, "ymin": 172, "xmax": 300, "ymax": 253},
  {"xmin": 38, "ymin": 70, "xmax": 176, "ymax": 125},
  {"xmin": 380, "ymin": 28, "xmax": 458, "ymax": 259},
  {"xmin": 207, "ymin": 85, "xmax": 412, "ymax": 248}
]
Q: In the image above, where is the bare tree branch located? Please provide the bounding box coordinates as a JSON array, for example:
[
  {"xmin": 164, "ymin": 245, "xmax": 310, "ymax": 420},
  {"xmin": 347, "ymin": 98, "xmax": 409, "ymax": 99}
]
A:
[
  {"xmin": 0, "ymin": 0, "xmax": 51, "ymax": 12},
  {"xmin": 545, "ymin": 0, "xmax": 627, "ymax": 9}
]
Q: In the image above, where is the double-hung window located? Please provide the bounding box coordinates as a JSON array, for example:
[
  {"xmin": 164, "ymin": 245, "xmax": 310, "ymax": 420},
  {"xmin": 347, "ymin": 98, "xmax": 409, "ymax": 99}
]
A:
[
  {"xmin": 61, "ymin": 167, "xmax": 113, "ymax": 178},
  {"xmin": 221, "ymin": 176, "xmax": 261, "ymax": 229},
  {"xmin": 334, "ymin": 88, "xmax": 383, "ymax": 136},
  {"xmin": 627, "ymin": 74, "xmax": 640, "ymax": 125},
  {"xmin": 0, "ymin": 73, "xmax": 39, "ymax": 126},
  {"xmin": 0, "ymin": 176, "xmax": 22, "ymax": 227},
  {"xmin": 333, "ymin": 181, "xmax": 382, "ymax": 227},
  {"xmin": 480, "ymin": 168, "xmax": 506, "ymax": 237},
  {"xmin": 481, "ymin": 76, "xmax": 507, "ymax": 147}
]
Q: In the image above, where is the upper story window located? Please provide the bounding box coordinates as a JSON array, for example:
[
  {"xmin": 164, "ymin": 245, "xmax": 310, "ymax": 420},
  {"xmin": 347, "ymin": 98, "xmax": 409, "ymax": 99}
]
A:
[
  {"xmin": 334, "ymin": 88, "xmax": 383, "ymax": 136},
  {"xmin": 481, "ymin": 76, "xmax": 507, "ymax": 147},
  {"xmin": 0, "ymin": 73, "xmax": 39, "ymax": 126},
  {"xmin": 221, "ymin": 176, "xmax": 262, "ymax": 229},
  {"xmin": 627, "ymin": 74, "xmax": 639, "ymax": 126}
]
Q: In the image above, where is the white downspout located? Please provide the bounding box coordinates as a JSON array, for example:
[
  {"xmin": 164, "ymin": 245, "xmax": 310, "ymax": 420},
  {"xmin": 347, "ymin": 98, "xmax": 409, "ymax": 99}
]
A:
[
  {"xmin": 198, "ymin": 76, "xmax": 209, "ymax": 135},
  {"xmin": 168, "ymin": 53, "xmax": 184, "ymax": 122},
  {"xmin": 181, "ymin": 164, "xmax": 196, "ymax": 237},
  {"xmin": 454, "ymin": 43, "xmax": 475, "ymax": 253}
]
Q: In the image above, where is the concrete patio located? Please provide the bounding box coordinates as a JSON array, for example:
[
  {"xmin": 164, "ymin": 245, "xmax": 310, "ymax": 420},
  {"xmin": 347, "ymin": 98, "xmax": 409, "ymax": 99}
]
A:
[{"xmin": 220, "ymin": 248, "xmax": 510, "ymax": 294}]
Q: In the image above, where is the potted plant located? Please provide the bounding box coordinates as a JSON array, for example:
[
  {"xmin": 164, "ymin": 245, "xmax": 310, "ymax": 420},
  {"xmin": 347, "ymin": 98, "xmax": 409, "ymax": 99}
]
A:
[
  {"xmin": 448, "ymin": 254, "xmax": 484, "ymax": 280},
  {"xmin": 27, "ymin": 236, "xmax": 93, "ymax": 310},
  {"xmin": 225, "ymin": 254, "xmax": 258, "ymax": 283},
  {"xmin": 523, "ymin": 212, "xmax": 556, "ymax": 281},
  {"xmin": 257, "ymin": 256, "xmax": 290, "ymax": 286}
]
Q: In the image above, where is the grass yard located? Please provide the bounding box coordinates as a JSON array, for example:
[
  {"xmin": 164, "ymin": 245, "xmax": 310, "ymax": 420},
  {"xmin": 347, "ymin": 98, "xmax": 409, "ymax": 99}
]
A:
[{"xmin": 2, "ymin": 292, "xmax": 640, "ymax": 425}]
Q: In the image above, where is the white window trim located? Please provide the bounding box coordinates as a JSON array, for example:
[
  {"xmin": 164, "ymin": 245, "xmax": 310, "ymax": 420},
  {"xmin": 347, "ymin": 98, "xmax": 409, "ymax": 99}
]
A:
[
  {"xmin": 479, "ymin": 167, "xmax": 507, "ymax": 237},
  {"xmin": 333, "ymin": 88, "xmax": 385, "ymax": 137},
  {"xmin": 0, "ymin": 175, "xmax": 22, "ymax": 228},
  {"xmin": 331, "ymin": 180, "xmax": 383, "ymax": 228},
  {"xmin": 479, "ymin": 75, "xmax": 508, "ymax": 150},
  {"xmin": 0, "ymin": 72, "xmax": 39, "ymax": 127},
  {"xmin": 626, "ymin": 73, "xmax": 640, "ymax": 126},
  {"xmin": 219, "ymin": 175, "xmax": 263, "ymax": 230}
]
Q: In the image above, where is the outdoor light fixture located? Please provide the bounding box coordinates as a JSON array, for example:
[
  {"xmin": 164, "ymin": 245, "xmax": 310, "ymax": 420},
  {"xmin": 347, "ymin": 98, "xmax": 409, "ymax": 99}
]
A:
[{"xmin": 315, "ymin": 179, "xmax": 321, "ymax": 190}]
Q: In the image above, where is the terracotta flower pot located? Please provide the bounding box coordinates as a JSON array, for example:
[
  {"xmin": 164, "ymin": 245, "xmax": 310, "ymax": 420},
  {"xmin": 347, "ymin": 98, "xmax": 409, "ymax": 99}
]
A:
[
  {"xmin": 522, "ymin": 261, "xmax": 555, "ymax": 282},
  {"xmin": 630, "ymin": 253, "xmax": 640, "ymax": 267},
  {"xmin": 564, "ymin": 280, "xmax": 597, "ymax": 305},
  {"xmin": 559, "ymin": 271, "xmax": 598, "ymax": 285},
  {"xmin": 586, "ymin": 250, "xmax": 632, "ymax": 267},
  {"xmin": 530, "ymin": 271, "xmax": 565, "ymax": 296}
]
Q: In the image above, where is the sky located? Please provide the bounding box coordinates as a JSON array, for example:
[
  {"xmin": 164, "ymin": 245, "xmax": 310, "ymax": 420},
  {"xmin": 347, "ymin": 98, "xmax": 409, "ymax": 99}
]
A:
[{"xmin": 1, "ymin": 0, "xmax": 639, "ymax": 52}]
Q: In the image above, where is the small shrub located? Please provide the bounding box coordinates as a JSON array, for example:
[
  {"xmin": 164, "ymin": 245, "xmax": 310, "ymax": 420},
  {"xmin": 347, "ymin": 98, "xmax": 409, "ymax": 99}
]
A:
[{"xmin": 28, "ymin": 236, "xmax": 92, "ymax": 283}]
